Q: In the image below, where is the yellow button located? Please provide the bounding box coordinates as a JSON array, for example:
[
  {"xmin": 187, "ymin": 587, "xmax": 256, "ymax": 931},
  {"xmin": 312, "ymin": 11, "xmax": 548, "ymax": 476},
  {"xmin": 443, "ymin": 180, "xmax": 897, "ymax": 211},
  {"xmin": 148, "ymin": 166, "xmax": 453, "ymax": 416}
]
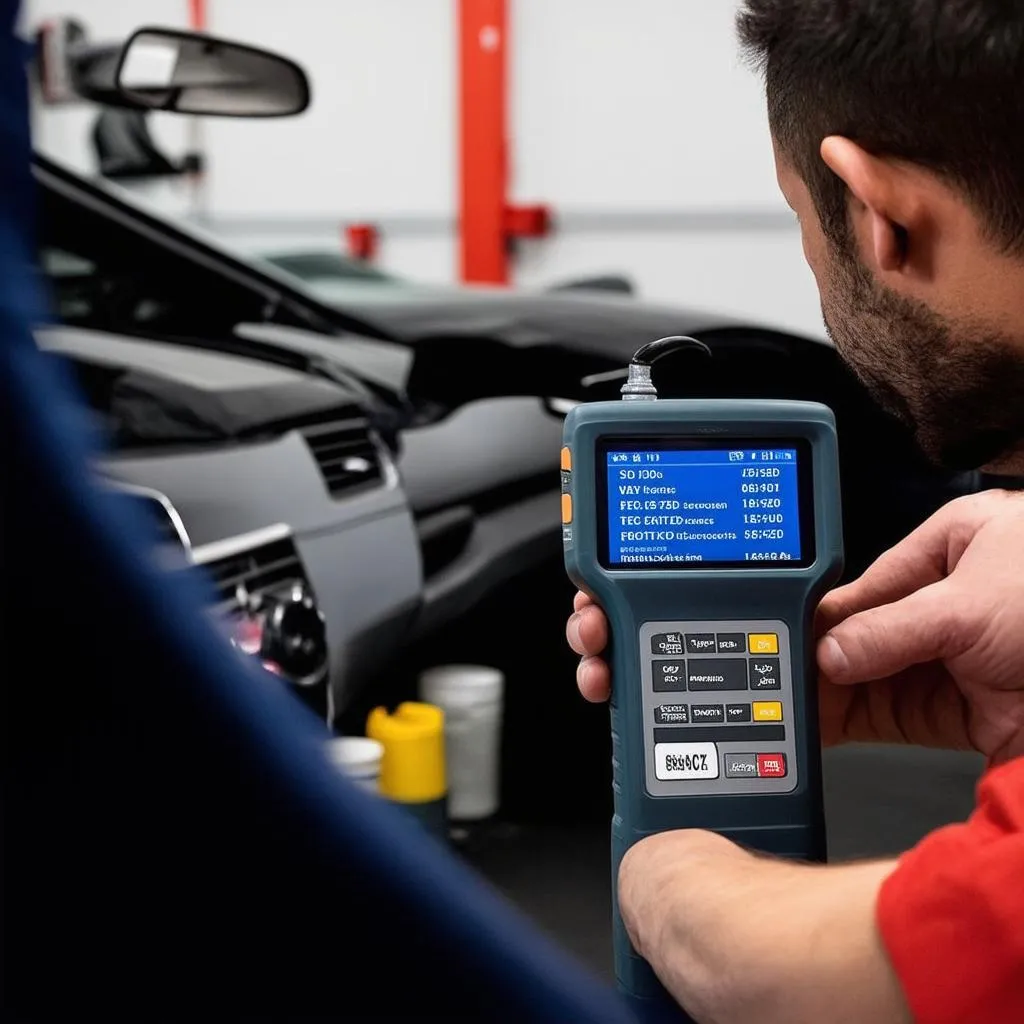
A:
[
  {"xmin": 561, "ymin": 446, "xmax": 572, "ymax": 471},
  {"xmin": 748, "ymin": 633, "xmax": 779, "ymax": 654},
  {"xmin": 561, "ymin": 493, "xmax": 573, "ymax": 524},
  {"xmin": 752, "ymin": 701, "xmax": 783, "ymax": 722}
]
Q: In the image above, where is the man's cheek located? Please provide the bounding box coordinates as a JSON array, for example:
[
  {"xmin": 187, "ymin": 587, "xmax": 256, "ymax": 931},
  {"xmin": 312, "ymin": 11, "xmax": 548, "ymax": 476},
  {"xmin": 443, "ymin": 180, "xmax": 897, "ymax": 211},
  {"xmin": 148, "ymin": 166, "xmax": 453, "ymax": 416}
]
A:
[{"xmin": 800, "ymin": 228, "xmax": 830, "ymax": 290}]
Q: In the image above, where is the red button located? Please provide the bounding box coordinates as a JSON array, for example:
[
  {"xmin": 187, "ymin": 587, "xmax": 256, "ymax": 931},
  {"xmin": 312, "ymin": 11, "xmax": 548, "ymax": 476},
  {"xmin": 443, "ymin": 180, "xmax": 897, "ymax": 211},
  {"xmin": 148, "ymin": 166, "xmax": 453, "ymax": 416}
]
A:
[{"xmin": 757, "ymin": 753, "xmax": 787, "ymax": 778}]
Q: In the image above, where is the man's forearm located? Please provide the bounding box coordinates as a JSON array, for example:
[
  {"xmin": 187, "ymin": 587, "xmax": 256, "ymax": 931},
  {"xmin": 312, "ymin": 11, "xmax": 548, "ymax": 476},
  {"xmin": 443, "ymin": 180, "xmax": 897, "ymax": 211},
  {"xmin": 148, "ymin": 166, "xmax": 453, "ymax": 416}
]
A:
[{"xmin": 619, "ymin": 830, "xmax": 910, "ymax": 1024}]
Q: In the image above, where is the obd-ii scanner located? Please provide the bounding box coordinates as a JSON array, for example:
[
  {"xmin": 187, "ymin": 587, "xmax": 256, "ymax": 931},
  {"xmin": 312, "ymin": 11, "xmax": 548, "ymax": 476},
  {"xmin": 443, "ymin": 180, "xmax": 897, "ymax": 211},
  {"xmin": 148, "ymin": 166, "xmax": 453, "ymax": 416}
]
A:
[{"xmin": 561, "ymin": 337, "xmax": 844, "ymax": 1018}]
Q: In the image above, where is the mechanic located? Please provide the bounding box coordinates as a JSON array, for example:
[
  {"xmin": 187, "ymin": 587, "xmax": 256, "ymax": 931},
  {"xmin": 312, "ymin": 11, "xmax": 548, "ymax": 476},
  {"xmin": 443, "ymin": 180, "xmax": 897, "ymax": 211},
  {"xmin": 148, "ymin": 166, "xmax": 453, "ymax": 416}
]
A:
[{"xmin": 565, "ymin": 3, "xmax": 1024, "ymax": 1022}]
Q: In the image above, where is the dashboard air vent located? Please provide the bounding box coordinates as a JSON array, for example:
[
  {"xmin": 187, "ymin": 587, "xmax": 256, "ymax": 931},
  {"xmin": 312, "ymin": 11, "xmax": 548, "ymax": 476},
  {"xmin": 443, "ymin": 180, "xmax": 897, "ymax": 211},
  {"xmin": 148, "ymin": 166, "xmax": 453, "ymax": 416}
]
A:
[
  {"xmin": 301, "ymin": 417, "xmax": 382, "ymax": 497},
  {"xmin": 203, "ymin": 536, "xmax": 305, "ymax": 617}
]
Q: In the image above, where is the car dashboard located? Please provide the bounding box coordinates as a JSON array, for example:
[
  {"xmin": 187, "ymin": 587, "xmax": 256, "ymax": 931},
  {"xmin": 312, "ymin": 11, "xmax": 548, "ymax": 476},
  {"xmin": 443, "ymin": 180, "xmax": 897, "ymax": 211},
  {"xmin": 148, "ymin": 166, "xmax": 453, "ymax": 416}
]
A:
[
  {"xmin": 38, "ymin": 325, "xmax": 424, "ymax": 717},
  {"xmin": 36, "ymin": 318, "xmax": 575, "ymax": 727}
]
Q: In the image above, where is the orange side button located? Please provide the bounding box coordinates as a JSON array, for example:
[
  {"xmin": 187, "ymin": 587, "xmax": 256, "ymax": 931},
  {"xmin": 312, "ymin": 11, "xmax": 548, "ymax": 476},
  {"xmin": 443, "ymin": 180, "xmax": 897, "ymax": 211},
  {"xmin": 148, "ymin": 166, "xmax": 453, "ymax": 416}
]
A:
[
  {"xmin": 561, "ymin": 493, "xmax": 573, "ymax": 524},
  {"xmin": 561, "ymin": 446, "xmax": 572, "ymax": 471}
]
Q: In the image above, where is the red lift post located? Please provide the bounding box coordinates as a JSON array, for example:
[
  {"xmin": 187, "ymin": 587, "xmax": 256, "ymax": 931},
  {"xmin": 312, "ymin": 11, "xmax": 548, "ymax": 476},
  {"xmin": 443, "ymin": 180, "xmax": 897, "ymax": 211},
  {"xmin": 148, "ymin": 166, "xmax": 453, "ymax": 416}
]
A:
[
  {"xmin": 458, "ymin": 1, "xmax": 551, "ymax": 285},
  {"xmin": 188, "ymin": 0, "xmax": 206, "ymax": 31},
  {"xmin": 458, "ymin": 0, "xmax": 508, "ymax": 284}
]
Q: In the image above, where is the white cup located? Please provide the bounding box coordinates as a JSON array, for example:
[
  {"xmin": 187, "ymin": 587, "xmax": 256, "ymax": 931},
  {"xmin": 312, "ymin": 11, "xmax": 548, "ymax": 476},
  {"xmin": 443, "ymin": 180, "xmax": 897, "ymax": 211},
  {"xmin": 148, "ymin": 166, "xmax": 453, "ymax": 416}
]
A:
[
  {"xmin": 326, "ymin": 736, "xmax": 384, "ymax": 793},
  {"xmin": 419, "ymin": 664, "xmax": 504, "ymax": 821}
]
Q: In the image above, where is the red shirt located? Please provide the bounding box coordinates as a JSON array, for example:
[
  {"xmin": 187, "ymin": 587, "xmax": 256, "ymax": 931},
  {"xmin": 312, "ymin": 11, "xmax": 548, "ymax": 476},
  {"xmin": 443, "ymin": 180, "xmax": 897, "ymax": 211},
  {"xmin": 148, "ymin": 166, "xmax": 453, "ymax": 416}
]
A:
[{"xmin": 877, "ymin": 756, "xmax": 1024, "ymax": 1023}]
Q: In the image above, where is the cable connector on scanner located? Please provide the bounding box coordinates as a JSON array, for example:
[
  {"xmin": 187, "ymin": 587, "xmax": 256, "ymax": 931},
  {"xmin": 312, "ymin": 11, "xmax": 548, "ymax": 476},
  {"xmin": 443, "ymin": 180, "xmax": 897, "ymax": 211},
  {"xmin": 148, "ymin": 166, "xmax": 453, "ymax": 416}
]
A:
[{"xmin": 620, "ymin": 334, "xmax": 711, "ymax": 401}]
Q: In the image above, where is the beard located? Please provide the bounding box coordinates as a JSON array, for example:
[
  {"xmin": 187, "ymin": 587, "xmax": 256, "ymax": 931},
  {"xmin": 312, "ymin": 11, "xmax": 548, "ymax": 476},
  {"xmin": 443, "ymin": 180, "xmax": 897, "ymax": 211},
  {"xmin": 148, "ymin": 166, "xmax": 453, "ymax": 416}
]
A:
[{"xmin": 821, "ymin": 251, "xmax": 1024, "ymax": 471}]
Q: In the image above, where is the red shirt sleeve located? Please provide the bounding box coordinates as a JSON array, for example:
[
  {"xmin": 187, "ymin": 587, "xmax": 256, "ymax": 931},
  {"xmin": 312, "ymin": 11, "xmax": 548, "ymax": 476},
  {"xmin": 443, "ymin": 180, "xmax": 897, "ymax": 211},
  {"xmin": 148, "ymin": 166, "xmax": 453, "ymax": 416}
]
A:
[{"xmin": 877, "ymin": 756, "xmax": 1024, "ymax": 1024}]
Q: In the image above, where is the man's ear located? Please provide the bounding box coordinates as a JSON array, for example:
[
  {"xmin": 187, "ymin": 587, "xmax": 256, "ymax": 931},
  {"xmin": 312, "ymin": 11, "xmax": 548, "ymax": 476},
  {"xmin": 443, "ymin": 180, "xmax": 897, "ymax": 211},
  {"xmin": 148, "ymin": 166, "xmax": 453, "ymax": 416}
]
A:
[{"xmin": 820, "ymin": 136, "xmax": 920, "ymax": 277}]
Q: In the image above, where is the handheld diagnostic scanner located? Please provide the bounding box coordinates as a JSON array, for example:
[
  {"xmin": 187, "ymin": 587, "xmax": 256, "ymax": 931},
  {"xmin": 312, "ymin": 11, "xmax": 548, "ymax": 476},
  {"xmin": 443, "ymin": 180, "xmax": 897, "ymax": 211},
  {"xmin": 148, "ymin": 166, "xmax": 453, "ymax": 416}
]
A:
[{"xmin": 561, "ymin": 337, "xmax": 843, "ymax": 1013}]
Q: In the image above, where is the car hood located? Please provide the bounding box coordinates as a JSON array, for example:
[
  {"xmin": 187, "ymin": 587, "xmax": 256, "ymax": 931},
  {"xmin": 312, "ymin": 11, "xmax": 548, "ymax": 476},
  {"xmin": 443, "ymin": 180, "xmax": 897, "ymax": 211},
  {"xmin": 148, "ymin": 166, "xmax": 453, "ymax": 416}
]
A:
[
  {"xmin": 304, "ymin": 279, "xmax": 754, "ymax": 361},
  {"xmin": 36, "ymin": 325, "xmax": 360, "ymax": 448}
]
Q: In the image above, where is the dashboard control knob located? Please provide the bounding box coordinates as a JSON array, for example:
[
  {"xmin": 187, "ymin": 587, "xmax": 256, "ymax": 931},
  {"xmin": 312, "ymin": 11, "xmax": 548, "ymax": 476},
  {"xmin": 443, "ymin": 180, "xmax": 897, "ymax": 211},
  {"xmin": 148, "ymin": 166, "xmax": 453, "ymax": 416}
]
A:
[{"xmin": 259, "ymin": 583, "xmax": 328, "ymax": 687}]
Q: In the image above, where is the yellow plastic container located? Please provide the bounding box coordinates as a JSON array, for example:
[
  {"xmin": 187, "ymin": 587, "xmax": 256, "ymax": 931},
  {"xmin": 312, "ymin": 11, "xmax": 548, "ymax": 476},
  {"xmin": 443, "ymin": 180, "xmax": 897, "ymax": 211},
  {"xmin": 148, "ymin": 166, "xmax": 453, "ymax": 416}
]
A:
[{"xmin": 366, "ymin": 702, "xmax": 446, "ymax": 804}]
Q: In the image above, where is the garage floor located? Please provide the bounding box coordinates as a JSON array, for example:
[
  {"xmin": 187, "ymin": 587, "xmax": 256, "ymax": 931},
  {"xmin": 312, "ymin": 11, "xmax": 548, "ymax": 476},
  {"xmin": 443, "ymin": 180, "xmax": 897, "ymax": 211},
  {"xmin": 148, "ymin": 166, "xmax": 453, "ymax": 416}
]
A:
[{"xmin": 461, "ymin": 744, "xmax": 984, "ymax": 980}]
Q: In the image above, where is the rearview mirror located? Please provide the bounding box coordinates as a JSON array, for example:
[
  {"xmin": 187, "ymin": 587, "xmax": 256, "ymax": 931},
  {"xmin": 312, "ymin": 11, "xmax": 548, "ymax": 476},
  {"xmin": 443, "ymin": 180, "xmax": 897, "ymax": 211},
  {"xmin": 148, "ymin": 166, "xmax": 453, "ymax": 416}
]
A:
[{"xmin": 115, "ymin": 27, "xmax": 310, "ymax": 117}]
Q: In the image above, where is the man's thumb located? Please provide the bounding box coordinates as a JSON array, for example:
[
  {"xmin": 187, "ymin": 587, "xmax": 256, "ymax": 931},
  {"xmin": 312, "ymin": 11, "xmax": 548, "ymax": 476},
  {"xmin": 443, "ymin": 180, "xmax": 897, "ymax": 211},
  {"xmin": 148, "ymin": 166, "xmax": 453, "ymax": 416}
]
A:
[{"xmin": 817, "ymin": 580, "xmax": 971, "ymax": 684}]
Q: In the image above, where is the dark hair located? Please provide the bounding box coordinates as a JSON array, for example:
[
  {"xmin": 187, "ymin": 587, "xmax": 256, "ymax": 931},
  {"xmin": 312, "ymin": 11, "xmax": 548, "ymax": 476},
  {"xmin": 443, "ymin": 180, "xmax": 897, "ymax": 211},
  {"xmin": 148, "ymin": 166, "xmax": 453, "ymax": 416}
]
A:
[{"xmin": 737, "ymin": 0, "xmax": 1024, "ymax": 253}]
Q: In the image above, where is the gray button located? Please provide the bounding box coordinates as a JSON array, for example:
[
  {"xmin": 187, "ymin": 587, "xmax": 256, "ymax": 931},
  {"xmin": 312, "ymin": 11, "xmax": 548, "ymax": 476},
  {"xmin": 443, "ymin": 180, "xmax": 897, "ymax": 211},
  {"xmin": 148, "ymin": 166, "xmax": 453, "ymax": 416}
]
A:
[
  {"xmin": 651, "ymin": 632, "xmax": 685, "ymax": 656},
  {"xmin": 687, "ymin": 658, "xmax": 748, "ymax": 691},
  {"xmin": 723, "ymin": 752, "xmax": 758, "ymax": 778},
  {"xmin": 716, "ymin": 632, "xmax": 746, "ymax": 654},
  {"xmin": 654, "ymin": 704, "xmax": 689, "ymax": 724},
  {"xmin": 726, "ymin": 703, "xmax": 751, "ymax": 722},
  {"xmin": 749, "ymin": 658, "xmax": 781, "ymax": 690},
  {"xmin": 690, "ymin": 704, "xmax": 724, "ymax": 724},
  {"xmin": 685, "ymin": 633, "xmax": 717, "ymax": 654},
  {"xmin": 652, "ymin": 660, "xmax": 686, "ymax": 691}
]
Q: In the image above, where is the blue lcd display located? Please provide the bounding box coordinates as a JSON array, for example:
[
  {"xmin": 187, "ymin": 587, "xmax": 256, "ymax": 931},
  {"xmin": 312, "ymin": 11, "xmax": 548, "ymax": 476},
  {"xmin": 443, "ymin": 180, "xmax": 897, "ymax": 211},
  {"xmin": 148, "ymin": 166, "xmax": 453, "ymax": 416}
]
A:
[{"xmin": 604, "ymin": 446, "xmax": 804, "ymax": 567}]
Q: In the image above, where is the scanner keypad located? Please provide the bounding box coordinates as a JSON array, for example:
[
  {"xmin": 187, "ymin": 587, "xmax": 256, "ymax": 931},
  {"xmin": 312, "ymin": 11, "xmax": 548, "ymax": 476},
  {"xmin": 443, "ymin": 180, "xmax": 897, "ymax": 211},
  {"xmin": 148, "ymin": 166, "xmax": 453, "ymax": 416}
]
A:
[{"xmin": 640, "ymin": 619, "xmax": 798, "ymax": 797}]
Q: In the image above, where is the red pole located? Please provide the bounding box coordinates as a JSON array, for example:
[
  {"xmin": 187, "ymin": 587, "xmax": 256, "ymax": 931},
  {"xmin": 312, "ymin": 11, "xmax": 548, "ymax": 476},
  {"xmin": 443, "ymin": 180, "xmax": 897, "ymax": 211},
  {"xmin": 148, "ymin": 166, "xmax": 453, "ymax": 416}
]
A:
[
  {"xmin": 458, "ymin": 0, "xmax": 508, "ymax": 284},
  {"xmin": 186, "ymin": 0, "xmax": 208, "ymax": 218},
  {"xmin": 188, "ymin": 0, "xmax": 207, "ymax": 31}
]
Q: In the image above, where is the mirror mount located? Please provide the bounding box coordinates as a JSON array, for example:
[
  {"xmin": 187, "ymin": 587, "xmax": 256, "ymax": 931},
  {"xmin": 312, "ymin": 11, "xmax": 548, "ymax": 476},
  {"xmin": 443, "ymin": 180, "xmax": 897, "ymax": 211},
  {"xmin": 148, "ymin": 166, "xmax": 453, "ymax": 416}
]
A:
[{"xmin": 35, "ymin": 18, "xmax": 129, "ymax": 107}]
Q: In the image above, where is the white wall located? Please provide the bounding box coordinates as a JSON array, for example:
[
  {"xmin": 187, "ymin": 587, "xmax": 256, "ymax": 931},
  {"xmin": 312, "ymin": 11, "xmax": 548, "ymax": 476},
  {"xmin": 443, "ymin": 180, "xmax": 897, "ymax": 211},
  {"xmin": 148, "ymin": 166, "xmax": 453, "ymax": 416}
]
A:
[
  {"xmin": 510, "ymin": 0, "xmax": 819, "ymax": 334},
  {"xmin": 25, "ymin": 0, "xmax": 824, "ymax": 337}
]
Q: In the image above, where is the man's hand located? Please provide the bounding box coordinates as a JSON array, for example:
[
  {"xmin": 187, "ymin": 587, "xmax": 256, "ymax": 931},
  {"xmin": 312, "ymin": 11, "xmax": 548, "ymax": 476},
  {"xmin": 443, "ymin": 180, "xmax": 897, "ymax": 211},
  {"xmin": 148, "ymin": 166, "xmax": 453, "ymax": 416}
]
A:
[
  {"xmin": 567, "ymin": 490, "xmax": 1024, "ymax": 761},
  {"xmin": 566, "ymin": 589, "xmax": 611, "ymax": 703},
  {"xmin": 618, "ymin": 830, "xmax": 909, "ymax": 1024},
  {"xmin": 815, "ymin": 489, "xmax": 1024, "ymax": 759}
]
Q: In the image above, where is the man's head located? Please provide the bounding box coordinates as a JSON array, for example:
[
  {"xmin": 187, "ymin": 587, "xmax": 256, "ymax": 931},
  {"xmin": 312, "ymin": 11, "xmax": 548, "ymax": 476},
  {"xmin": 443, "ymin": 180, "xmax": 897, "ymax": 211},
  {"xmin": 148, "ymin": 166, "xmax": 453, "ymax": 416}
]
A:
[{"xmin": 738, "ymin": 0, "xmax": 1024, "ymax": 472}]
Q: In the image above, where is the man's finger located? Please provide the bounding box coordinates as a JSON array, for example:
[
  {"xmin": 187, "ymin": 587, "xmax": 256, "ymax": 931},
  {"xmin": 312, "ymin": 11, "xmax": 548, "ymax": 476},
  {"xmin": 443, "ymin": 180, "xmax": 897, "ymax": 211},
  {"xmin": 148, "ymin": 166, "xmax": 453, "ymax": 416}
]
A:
[
  {"xmin": 817, "ymin": 527, "xmax": 948, "ymax": 633},
  {"xmin": 816, "ymin": 493, "xmax": 998, "ymax": 635},
  {"xmin": 577, "ymin": 656, "xmax": 611, "ymax": 702},
  {"xmin": 566, "ymin": 603, "xmax": 608, "ymax": 657},
  {"xmin": 818, "ymin": 580, "xmax": 977, "ymax": 684},
  {"xmin": 573, "ymin": 590, "xmax": 594, "ymax": 612}
]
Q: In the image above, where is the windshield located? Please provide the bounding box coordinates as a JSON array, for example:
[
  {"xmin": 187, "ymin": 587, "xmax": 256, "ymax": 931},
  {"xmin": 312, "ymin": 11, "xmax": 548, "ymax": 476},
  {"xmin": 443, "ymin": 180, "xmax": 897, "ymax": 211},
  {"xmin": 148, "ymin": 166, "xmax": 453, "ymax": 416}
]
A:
[
  {"xmin": 51, "ymin": 161, "xmax": 407, "ymax": 301},
  {"xmin": 34, "ymin": 152, "xmax": 410, "ymax": 326},
  {"xmin": 63, "ymin": 164, "xmax": 411, "ymax": 301},
  {"xmin": 32, "ymin": 154, "xmax": 412, "ymax": 389}
]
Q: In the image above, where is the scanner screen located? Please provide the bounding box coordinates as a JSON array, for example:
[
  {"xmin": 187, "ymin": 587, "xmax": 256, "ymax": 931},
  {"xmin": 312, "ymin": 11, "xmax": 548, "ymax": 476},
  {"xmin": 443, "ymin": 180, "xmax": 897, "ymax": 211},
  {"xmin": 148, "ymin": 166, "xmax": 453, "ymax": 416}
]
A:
[{"xmin": 599, "ymin": 441, "xmax": 813, "ymax": 569}]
